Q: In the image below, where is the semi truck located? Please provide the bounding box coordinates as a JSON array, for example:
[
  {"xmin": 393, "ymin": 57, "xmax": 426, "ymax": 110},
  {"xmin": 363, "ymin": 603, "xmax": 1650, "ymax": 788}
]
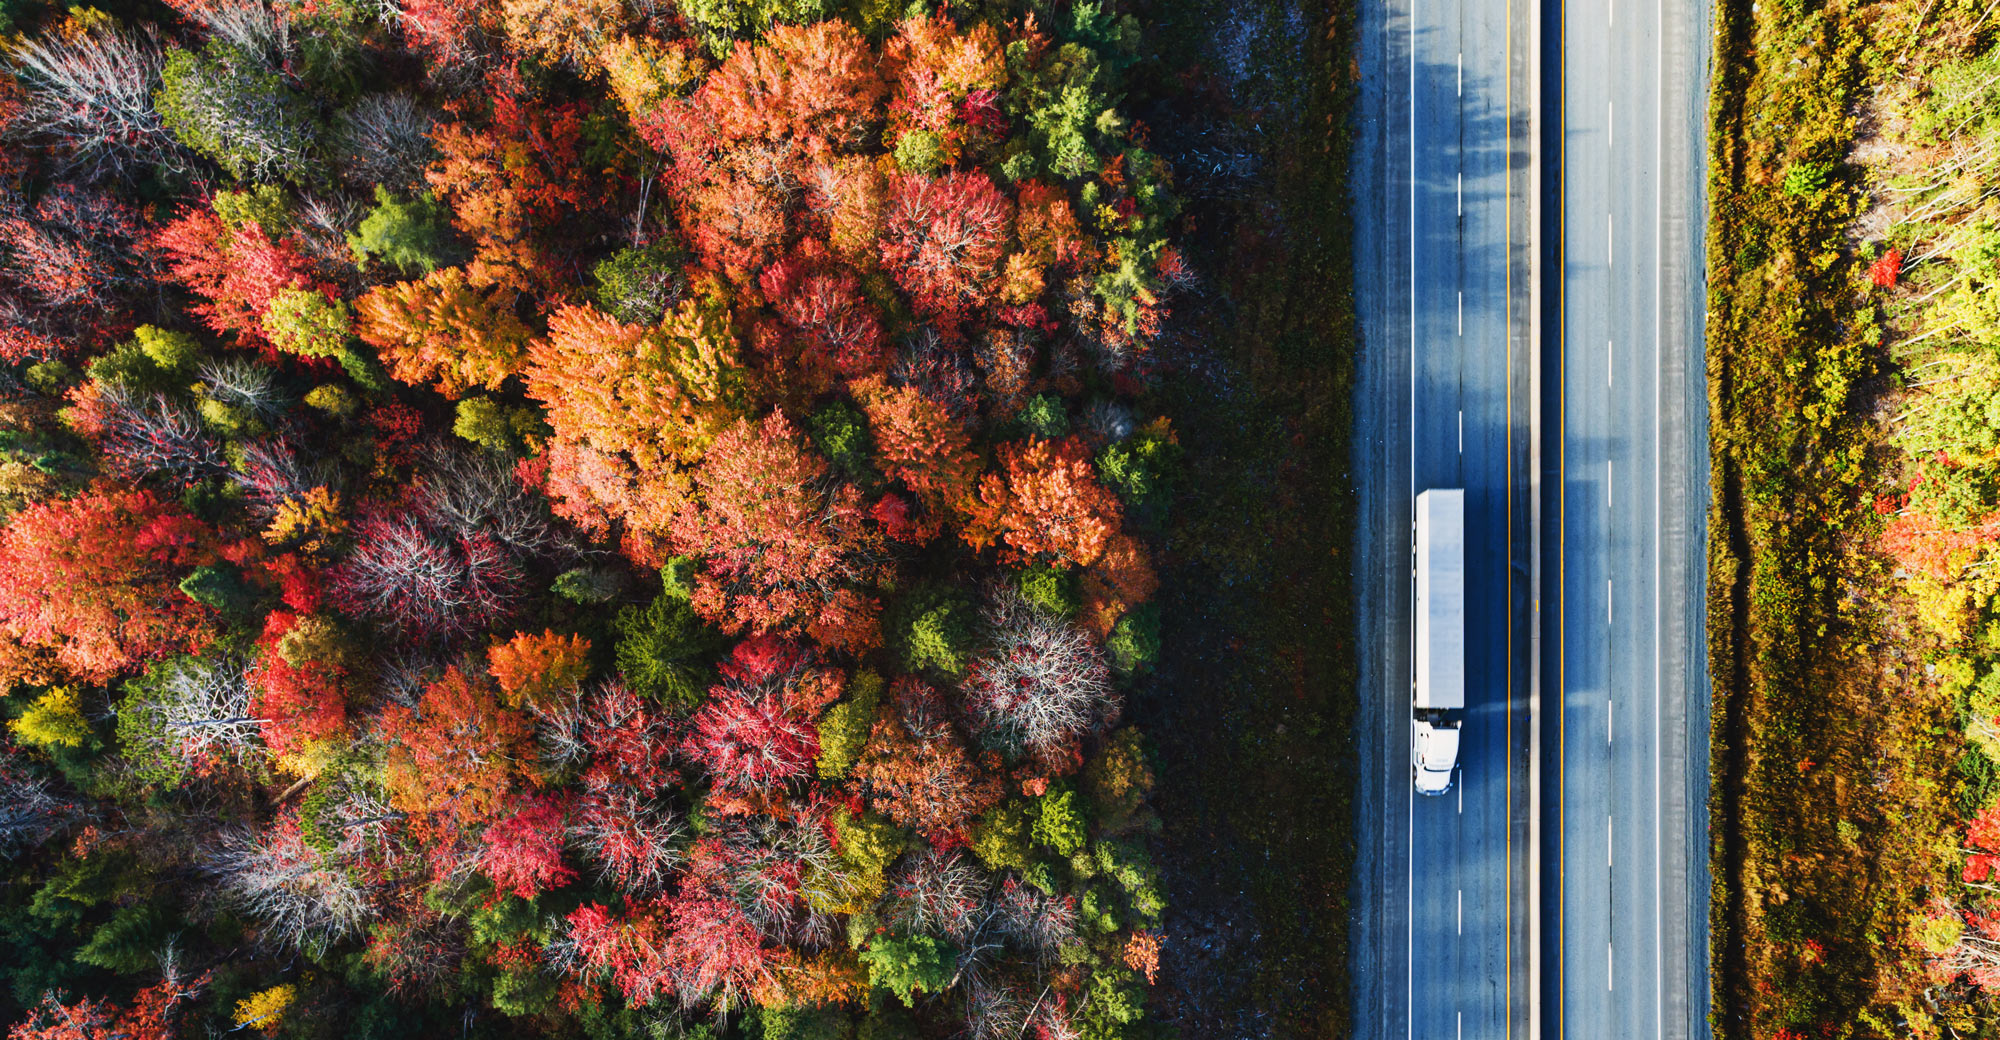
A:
[{"xmin": 1413, "ymin": 488, "xmax": 1464, "ymax": 796}]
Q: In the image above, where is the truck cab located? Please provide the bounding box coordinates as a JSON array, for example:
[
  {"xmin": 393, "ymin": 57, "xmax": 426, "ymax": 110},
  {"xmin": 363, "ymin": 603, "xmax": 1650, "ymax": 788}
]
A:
[
  {"xmin": 1413, "ymin": 717, "xmax": 1461, "ymax": 795},
  {"xmin": 1413, "ymin": 488, "xmax": 1465, "ymax": 797}
]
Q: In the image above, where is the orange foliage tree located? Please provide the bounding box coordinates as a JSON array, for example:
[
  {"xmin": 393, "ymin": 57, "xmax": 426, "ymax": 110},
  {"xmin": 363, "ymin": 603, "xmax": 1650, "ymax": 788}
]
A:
[
  {"xmin": 854, "ymin": 677, "xmax": 1003, "ymax": 833},
  {"xmin": 498, "ymin": 0, "xmax": 627, "ymax": 69},
  {"xmin": 487, "ymin": 629, "xmax": 592, "ymax": 708},
  {"xmin": 537, "ymin": 438, "xmax": 693, "ymax": 566},
  {"xmin": 692, "ymin": 21, "xmax": 885, "ymax": 163},
  {"xmin": 1006, "ymin": 179, "xmax": 1090, "ymax": 304},
  {"xmin": 855, "ymin": 376, "xmax": 982, "ymax": 537},
  {"xmin": 653, "ymin": 22, "xmax": 887, "ymax": 279},
  {"xmin": 965, "ymin": 437, "xmax": 1124, "ymax": 569},
  {"xmin": 425, "ymin": 82, "xmax": 594, "ymax": 293},
  {"xmin": 354, "ymin": 267, "xmax": 532, "ymax": 398},
  {"xmin": 1080, "ymin": 532, "xmax": 1159, "ymax": 634},
  {"xmin": 881, "ymin": 12, "xmax": 1007, "ymax": 168},
  {"xmin": 526, "ymin": 297, "xmax": 748, "ymax": 561},
  {"xmin": 378, "ymin": 667, "xmax": 531, "ymax": 824},
  {"xmin": 803, "ymin": 157, "xmax": 889, "ymax": 264},
  {"xmin": 671, "ymin": 411, "xmax": 890, "ymax": 652},
  {"xmin": 526, "ymin": 298, "xmax": 747, "ymax": 469}
]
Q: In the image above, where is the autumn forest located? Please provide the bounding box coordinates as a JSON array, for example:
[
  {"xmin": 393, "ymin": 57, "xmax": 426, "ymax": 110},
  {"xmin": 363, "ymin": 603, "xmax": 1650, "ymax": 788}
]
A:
[{"xmin": 0, "ymin": 0, "xmax": 1313, "ymax": 1035}]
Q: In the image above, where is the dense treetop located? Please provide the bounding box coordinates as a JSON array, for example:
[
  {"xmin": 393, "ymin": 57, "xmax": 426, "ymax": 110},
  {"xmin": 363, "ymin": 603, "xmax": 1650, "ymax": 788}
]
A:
[{"xmin": 0, "ymin": 0, "xmax": 1183, "ymax": 1037}]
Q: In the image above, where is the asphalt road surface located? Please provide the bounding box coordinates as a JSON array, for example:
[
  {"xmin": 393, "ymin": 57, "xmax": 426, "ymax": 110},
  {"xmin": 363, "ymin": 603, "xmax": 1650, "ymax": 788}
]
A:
[
  {"xmin": 1350, "ymin": 0, "xmax": 1534, "ymax": 1030},
  {"xmin": 1354, "ymin": 0, "xmax": 1714, "ymax": 1029},
  {"xmin": 1539, "ymin": 0, "xmax": 1711, "ymax": 1030}
]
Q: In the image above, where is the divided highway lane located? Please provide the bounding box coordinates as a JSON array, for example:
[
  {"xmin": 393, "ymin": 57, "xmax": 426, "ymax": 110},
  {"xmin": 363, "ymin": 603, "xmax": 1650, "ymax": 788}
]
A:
[
  {"xmin": 1351, "ymin": 0, "xmax": 1533, "ymax": 1029},
  {"xmin": 1545, "ymin": 0, "xmax": 1709, "ymax": 1029},
  {"xmin": 1408, "ymin": 0, "xmax": 1523, "ymax": 1030}
]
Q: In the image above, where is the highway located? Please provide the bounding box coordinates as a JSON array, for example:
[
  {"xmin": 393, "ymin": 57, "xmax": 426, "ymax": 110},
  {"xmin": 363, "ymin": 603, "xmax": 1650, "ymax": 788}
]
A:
[
  {"xmin": 1541, "ymin": 0, "xmax": 1710, "ymax": 1029},
  {"xmin": 1352, "ymin": 0, "xmax": 1710, "ymax": 1030},
  {"xmin": 1350, "ymin": 0, "xmax": 1534, "ymax": 1029}
]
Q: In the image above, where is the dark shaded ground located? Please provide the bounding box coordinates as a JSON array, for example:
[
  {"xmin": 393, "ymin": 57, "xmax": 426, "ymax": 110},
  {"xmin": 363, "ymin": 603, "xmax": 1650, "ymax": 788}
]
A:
[{"xmin": 1126, "ymin": 0, "xmax": 1359, "ymax": 1035}]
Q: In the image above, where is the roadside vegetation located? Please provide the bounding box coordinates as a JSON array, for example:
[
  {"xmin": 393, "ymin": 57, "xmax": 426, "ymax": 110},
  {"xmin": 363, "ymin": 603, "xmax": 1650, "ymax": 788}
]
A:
[
  {"xmin": 1708, "ymin": 0, "xmax": 2000, "ymax": 1035},
  {"xmin": 0, "ymin": 1, "xmax": 1199, "ymax": 1037},
  {"xmin": 1123, "ymin": 0, "xmax": 1360, "ymax": 1033}
]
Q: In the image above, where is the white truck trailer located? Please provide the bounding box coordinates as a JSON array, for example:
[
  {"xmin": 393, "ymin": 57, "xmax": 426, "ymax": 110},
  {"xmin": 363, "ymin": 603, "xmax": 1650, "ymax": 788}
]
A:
[{"xmin": 1413, "ymin": 488, "xmax": 1464, "ymax": 796}]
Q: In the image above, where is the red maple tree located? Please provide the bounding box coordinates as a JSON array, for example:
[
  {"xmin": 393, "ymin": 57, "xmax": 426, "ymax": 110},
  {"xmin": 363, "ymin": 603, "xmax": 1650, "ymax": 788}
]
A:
[
  {"xmin": 683, "ymin": 637, "xmax": 840, "ymax": 796},
  {"xmin": 1869, "ymin": 248, "xmax": 1902, "ymax": 289},
  {"xmin": 247, "ymin": 610, "xmax": 351, "ymax": 761},
  {"xmin": 0, "ymin": 484, "xmax": 220, "ymax": 681},
  {"xmin": 569, "ymin": 681, "xmax": 680, "ymax": 796},
  {"xmin": 562, "ymin": 899, "xmax": 674, "ymax": 1005},
  {"xmin": 672, "ymin": 411, "xmax": 890, "ymax": 652},
  {"xmin": 659, "ymin": 891, "xmax": 781, "ymax": 1008},
  {"xmin": 569, "ymin": 788, "xmax": 682, "ymax": 894},
  {"xmin": 399, "ymin": 0, "xmax": 495, "ymax": 68},
  {"xmin": 757, "ymin": 246, "xmax": 889, "ymax": 382},
  {"xmin": 328, "ymin": 512, "xmax": 523, "ymax": 638},
  {"xmin": 153, "ymin": 209, "xmax": 314, "ymax": 348},
  {"xmin": 9, "ymin": 970, "xmax": 209, "ymax": 1040},
  {"xmin": 480, "ymin": 795, "xmax": 576, "ymax": 899},
  {"xmin": 0, "ymin": 184, "xmax": 156, "ymax": 311},
  {"xmin": 879, "ymin": 170, "xmax": 1011, "ymax": 332}
]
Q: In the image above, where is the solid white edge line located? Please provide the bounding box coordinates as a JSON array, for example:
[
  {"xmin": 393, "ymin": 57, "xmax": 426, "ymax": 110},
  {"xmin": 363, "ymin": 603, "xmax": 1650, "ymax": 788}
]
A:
[
  {"xmin": 1653, "ymin": 0, "xmax": 1668, "ymax": 1030},
  {"xmin": 1406, "ymin": 0, "xmax": 1417, "ymax": 1031}
]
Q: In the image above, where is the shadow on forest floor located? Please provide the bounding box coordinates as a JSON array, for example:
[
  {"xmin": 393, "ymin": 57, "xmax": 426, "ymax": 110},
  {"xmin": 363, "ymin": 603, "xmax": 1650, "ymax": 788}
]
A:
[{"xmin": 1126, "ymin": 0, "xmax": 1359, "ymax": 1035}]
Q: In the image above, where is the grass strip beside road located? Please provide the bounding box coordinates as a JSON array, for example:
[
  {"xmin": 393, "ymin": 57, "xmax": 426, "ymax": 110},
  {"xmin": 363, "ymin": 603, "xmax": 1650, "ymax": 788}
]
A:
[
  {"xmin": 1703, "ymin": 0, "xmax": 1978, "ymax": 1034},
  {"xmin": 1130, "ymin": 0, "xmax": 1360, "ymax": 1033}
]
